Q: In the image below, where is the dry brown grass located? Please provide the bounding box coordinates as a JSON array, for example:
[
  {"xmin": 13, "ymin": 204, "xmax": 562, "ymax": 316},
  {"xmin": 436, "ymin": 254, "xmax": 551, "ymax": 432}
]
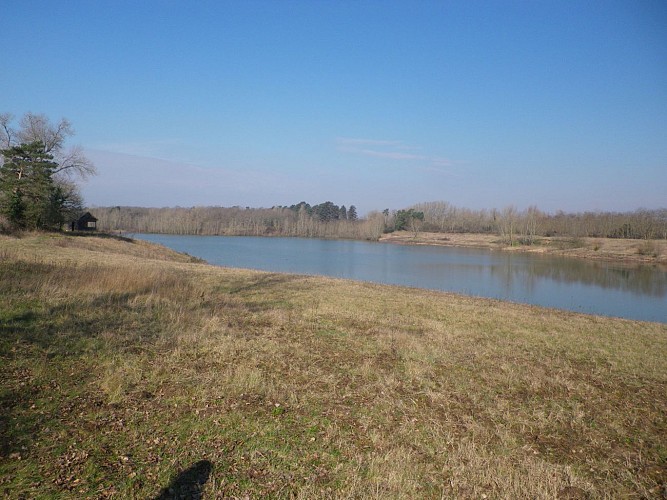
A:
[
  {"xmin": 1, "ymin": 233, "xmax": 666, "ymax": 498},
  {"xmin": 381, "ymin": 231, "xmax": 667, "ymax": 265}
]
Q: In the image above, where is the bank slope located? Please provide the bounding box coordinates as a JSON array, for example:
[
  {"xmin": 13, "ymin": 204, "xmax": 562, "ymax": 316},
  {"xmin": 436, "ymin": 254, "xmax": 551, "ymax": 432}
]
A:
[{"xmin": 1, "ymin": 233, "xmax": 665, "ymax": 498}]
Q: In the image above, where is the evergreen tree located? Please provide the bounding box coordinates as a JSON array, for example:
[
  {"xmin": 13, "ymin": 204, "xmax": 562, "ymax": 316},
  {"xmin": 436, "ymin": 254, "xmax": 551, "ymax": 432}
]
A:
[
  {"xmin": 394, "ymin": 209, "xmax": 424, "ymax": 232},
  {"xmin": 0, "ymin": 141, "xmax": 61, "ymax": 229},
  {"xmin": 348, "ymin": 205, "xmax": 358, "ymax": 221},
  {"xmin": 339, "ymin": 205, "xmax": 347, "ymax": 220},
  {"xmin": 289, "ymin": 201, "xmax": 312, "ymax": 215},
  {"xmin": 313, "ymin": 201, "xmax": 340, "ymax": 222}
]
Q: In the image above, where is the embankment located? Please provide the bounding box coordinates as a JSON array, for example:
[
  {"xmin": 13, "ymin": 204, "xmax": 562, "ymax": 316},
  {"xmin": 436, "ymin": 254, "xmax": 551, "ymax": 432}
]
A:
[{"xmin": 1, "ymin": 233, "xmax": 665, "ymax": 498}]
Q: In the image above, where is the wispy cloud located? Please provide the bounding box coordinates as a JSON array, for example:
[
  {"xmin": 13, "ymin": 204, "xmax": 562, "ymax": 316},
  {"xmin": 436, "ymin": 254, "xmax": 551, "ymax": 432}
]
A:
[
  {"xmin": 357, "ymin": 149, "xmax": 427, "ymax": 161},
  {"xmin": 337, "ymin": 137, "xmax": 454, "ymax": 174},
  {"xmin": 90, "ymin": 140, "xmax": 184, "ymax": 159},
  {"xmin": 82, "ymin": 149, "xmax": 310, "ymax": 207},
  {"xmin": 337, "ymin": 137, "xmax": 412, "ymax": 149}
]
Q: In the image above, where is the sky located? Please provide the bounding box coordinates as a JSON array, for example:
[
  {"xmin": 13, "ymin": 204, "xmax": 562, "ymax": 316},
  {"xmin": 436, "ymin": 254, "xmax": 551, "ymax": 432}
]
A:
[{"xmin": 2, "ymin": 0, "xmax": 666, "ymax": 215}]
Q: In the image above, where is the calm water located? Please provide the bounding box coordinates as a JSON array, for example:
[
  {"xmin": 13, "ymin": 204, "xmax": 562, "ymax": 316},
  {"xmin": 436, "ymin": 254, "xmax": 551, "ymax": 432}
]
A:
[{"xmin": 135, "ymin": 234, "xmax": 667, "ymax": 323}]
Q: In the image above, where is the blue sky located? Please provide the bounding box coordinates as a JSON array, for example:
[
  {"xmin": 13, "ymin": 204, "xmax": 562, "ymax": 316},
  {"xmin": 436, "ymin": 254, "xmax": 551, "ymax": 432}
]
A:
[{"xmin": 2, "ymin": 0, "xmax": 666, "ymax": 215}]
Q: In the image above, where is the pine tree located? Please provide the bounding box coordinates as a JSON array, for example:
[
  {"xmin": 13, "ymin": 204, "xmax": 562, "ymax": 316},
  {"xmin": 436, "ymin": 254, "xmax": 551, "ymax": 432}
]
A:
[
  {"xmin": 0, "ymin": 141, "xmax": 60, "ymax": 229},
  {"xmin": 313, "ymin": 201, "xmax": 340, "ymax": 222}
]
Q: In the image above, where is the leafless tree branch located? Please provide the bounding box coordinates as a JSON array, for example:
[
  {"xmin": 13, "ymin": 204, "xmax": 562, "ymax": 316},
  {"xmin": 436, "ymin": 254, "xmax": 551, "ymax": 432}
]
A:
[
  {"xmin": 18, "ymin": 113, "xmax": 74, "ymax": 153},
  {"xmin": 0, "ymin": 113, "xmax": 14, "ymax": 149},
  {"xmin": 53, "ymin": 145, "xmax": 97, "ymax": 179}
]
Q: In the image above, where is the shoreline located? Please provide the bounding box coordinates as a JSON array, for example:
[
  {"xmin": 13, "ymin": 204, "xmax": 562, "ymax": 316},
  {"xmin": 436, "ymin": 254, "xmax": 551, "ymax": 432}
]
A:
[{"xmin": 379, "ymin": 231, "xmax": 667, "ymax": 267}]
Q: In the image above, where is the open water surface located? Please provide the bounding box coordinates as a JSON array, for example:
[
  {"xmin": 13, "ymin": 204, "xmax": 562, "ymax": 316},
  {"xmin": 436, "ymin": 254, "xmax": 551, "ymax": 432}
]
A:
[{"xmin": 135, "ymin": 234, "xmax": 667, "ymax": 323}]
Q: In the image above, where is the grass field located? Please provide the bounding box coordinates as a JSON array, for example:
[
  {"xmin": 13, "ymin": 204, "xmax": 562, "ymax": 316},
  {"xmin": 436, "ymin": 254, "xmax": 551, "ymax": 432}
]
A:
[{"xmin": 1, "ymin": 233, "xmax": 666, "ymax": 498}]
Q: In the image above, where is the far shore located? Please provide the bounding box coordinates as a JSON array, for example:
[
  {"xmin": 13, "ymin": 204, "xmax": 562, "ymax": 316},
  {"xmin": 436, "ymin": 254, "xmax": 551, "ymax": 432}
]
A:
[{"xmin": 380, "ymin": 231, "xmax": 667, "ymax": 266}]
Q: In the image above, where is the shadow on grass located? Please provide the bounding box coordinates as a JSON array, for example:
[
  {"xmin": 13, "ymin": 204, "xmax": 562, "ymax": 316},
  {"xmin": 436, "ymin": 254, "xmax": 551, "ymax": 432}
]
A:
[
  {"xmin": 0, "ymin": 297, "xmax": 142, "ymax": 351},
  {"xmin": 0, "ymin": 387, "xmax": 42, "ymax": 458},
  {"xmin": 68, "ymin": 230, "xmax": 135, "ymax": 243},
  {"xmin": 0, "ymin": 295, "xmax": 164, "ymax": 464},
  {"xmin": 154, "ymin": 460, "xmax": 213, "ymax": 500},
  {"xmin": 219, "ymin": 273, "xmax": 308, "ymax": 313},
  {"xmin": 225, "ymin": 272, "xmax": 302, "ymax": 295}
]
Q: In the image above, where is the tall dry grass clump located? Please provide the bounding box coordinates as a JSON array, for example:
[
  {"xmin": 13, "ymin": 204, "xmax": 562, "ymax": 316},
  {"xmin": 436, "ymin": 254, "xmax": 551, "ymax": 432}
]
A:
[{"xmin": 1, "ymin": 233, "xmax": 666, "ymax": 498}]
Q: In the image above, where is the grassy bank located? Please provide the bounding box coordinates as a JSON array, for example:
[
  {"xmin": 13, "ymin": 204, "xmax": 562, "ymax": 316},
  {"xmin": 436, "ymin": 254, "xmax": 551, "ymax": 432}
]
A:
[
  {"xmin": 380, "ymin": 231, "xmax": 667, "ymax": 266},
  {"xmin": 1, "ymin": 233, "xmax": 666, "ymax": 498}
]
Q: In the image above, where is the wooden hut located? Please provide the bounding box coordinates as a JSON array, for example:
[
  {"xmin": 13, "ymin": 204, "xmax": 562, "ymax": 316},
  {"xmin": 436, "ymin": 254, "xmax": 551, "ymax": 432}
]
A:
[{"xmin": 72, "ymin": 212, "xmax": 98, "ymax": 231}]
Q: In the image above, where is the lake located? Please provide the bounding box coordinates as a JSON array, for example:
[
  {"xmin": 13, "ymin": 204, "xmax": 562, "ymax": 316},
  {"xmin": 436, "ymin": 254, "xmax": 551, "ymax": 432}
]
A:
[{"xmin": 135, "ymin": 234, "xmax": 667, "ymax": 323}]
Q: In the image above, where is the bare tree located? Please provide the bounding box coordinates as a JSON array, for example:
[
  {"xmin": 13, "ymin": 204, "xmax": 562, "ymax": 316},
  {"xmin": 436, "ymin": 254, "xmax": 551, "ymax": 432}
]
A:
[
  {"xmin": 17, "ymin": 113, "xmax": 72, "ymax": 152},
  {"xmin": 5, "ymin": 113, "xmax": 96, "ymax": 179},
  {"xmin": 498, "ymin": 205, "xmax": 519, "ymax": 245},
  {"xmin": 523, "ymin": 205, "xmax": 541, "ymax": 245},
  {"xmin": 0, "ymin": 113, "xmax": 14, "ymax": 149}
]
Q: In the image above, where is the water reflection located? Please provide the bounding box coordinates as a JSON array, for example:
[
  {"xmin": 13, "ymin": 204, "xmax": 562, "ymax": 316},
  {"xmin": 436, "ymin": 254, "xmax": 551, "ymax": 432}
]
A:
[{"xmin": 491, "ymin": 254, "xmax": 667, "ymax": 297}]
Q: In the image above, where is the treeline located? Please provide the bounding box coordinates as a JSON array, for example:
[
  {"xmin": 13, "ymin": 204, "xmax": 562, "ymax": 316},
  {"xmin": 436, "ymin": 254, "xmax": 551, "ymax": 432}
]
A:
[
  {"xmin": 408, "ymin": 202, "xmax": 667, "ymax": 242},
  {"xmin": 91, "ymin": 201, "xmax": 667, "ymax": 243},
  {"xmin": 91, "ymin": 203, "xmax": 385, "ymax": 240}
]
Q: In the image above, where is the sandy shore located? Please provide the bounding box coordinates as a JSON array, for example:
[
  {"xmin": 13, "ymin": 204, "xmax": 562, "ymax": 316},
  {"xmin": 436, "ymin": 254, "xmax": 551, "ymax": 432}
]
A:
[{"xmin": 379, "ymin": 231, "xmax": 667, "ymax": 266}]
